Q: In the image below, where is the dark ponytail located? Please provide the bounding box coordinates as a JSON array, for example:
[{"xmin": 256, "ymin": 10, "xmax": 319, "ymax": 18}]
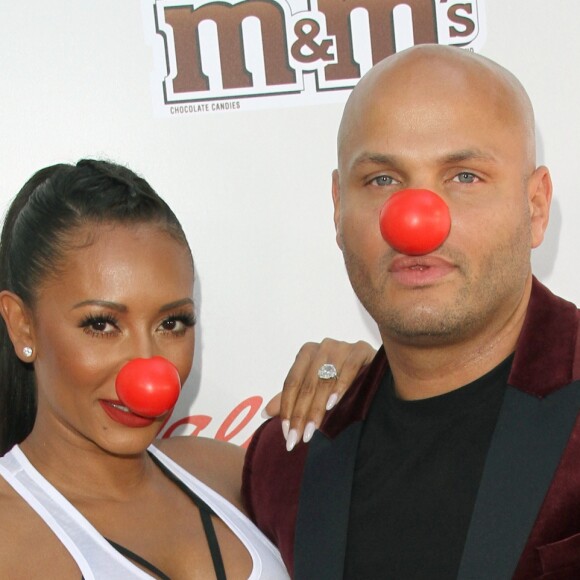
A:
[{"xmin": 0, "ymin": 160, "xmax": 190, "ymax": 455}]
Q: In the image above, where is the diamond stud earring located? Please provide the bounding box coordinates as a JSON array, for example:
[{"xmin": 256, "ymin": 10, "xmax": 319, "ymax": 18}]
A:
[{"xmin": 22, "ymin": 346, "xmax": 33, "ymax": 358}]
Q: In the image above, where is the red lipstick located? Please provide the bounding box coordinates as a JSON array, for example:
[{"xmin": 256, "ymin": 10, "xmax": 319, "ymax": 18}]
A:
[{"xmin": 99, "ymin": 400, "xmax": 156, "ymax": 428}]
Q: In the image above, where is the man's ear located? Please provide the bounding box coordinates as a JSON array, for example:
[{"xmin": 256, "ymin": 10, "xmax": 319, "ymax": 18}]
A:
[
  {"xmin": 527, "ymin": 165, "xmax": 552, "ymax": 249},
  {"xmin": 0, "ymin": 291, "xmax": 36, "ymax": 362},
  {"xmin": 332, "ymin": 169, "xmax": 343, "ymax": 250}
]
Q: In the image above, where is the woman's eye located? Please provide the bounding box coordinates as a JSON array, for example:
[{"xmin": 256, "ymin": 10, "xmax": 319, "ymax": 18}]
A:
[
  {"xmin": 158, "ymin": 314, "xmax": 196, "ymax": 335},
  {"xmin": 370, "ymin": 175, "xmax": 397, "ymax": 186},
  {"xmin": 454, "ymin": 172, "xmax": 478, "ymax": 184},
  {"xmin": 80, "ymin": 315, "xmax": 119, "ymax": 337},
  {"xmin": 162, "ymin": 319, "xmax": 180, "ymax": 331}
]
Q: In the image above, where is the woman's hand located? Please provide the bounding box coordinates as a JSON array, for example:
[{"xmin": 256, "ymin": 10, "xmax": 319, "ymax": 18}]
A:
[{"xmin": 264, "ymin": 339, "xmax": 377, "ymax": 451}]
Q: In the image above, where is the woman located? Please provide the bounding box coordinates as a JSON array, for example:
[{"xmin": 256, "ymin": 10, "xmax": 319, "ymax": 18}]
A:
[{"xmin": 0, "ymin": 160, "xmax": 373, "ymax": 579}]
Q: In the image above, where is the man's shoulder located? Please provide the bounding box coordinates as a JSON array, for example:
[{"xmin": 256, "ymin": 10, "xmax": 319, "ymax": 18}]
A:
[
  {"xmin": 242, "ymin": 349, "xmax": 388, "ymax": 518},
  {"xmin": 511, "ymin": 278, "xmax": 580, "ymax": 396},
  {"xmin": 243, "ymin": 418, "xmax": 309, "ymax": 514},
  {"xmin": 319, "ymin": 347, "xmax": 389, "ymax": 437},
  {"xmin": 242, "ymin": 418, "xmax": 310, "ymax": 570}
]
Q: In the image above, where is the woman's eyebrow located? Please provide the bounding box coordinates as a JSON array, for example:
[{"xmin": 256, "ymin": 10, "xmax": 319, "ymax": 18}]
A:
[
  {"xmin": 72, "ymin": 300, "xmax": 127, "ymax": 312},
  {"xmin": 71, "ymin": 298, "xmax": 194, "ymax": 313},
  {"xmin": 159, "ymin": 298, "xmax": 194, "ymax": 313}
]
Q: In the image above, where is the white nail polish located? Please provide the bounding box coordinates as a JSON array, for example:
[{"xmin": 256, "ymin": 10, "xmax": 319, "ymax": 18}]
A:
[
  {"xmin": 282, "ymin": 419, "xmax": 290, "ymax": 440},
  {"xmin": 326, "ymin": 393, "xmax": 338, "ymax": 410},
  {"xmin": 286, "ymin": 429, "xmax": 298, "ymax": 452},
  {"xmin": 261, "ymin": 408, "xmax": 272, "ymax": 419},
  {"xmin": 303, "ymin": 421, "xmax": 316, "ymax": 443}
]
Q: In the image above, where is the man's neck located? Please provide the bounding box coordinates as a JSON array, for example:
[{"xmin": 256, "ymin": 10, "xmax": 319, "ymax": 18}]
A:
[{"xmin": 382, "ymin": 277, "xmax": 532, "ymax": 401}]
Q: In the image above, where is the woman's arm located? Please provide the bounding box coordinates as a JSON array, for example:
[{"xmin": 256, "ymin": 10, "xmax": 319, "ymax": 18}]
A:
[{"xmin": 265, "ymin": 339, "xmax": 377, "ymax": 449}]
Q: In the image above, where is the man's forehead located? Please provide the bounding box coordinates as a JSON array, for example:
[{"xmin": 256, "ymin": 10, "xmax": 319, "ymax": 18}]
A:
[
  {"xmin": 353, "ymin": 50, "xmax": 510, "ymax": 117},
  {"xmin": 338, "ymin": 46, "xmax": 535, "ymax": 166},
  {"xmin": 339, "ymin": 84, "xmax": 508, "ymax": 159},
  {"xmin": 339, "ymin": 50, "xmax": 484, "ymax": 142},
  {"xmin": 359, "ymin": 45, "xmax": 507, "ymax": 90}
]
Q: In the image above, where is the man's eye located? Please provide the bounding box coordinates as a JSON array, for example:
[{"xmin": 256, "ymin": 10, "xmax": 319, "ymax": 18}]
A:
[
  {"xmin": 371, "ymin": 175, "xmax": 396, "ymax": 186},
  {"xmin": 454, "ymin": 172, "xmax": 478, "ymax": 184}
]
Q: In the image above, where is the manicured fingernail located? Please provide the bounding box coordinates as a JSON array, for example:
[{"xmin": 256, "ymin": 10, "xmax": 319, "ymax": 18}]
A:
[
  {"xmin": 261, "ymin": 408, "xmax": 272, "ymax": 419},
  {"xmin": 326, "ymin": 393, "xmax": 338, "ymax": 410},
  {"xmin": 282, "ymin": 419, "xmax": 290, "ymax": 440},
  {"xmin": 286, "ymin": 429, "xmax": 298, "ymax": 452},
  {"xmin": 303, "ymin": 421, "xmax": 316, "ymax": 443}
]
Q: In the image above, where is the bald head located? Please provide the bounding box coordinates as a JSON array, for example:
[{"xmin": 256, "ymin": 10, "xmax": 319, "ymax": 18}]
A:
[{"xmin": 338, "ymin": 45, "xmax": 536, "ymax": 172}]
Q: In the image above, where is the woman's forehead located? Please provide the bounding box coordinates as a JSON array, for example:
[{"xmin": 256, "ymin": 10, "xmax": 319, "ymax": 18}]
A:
[{"xmin": 38, "ymin": 223, "xmax": 194, "ymax": 301}]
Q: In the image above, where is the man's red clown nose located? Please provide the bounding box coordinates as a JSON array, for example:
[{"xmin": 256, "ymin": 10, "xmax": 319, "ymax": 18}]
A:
[
  {"xmin": 115, "ymin": 356, "xmax": 181, "ymax": 418},
  {"xmin": 379, "ymin": 189, "xmax": 451, "ymax": 255}
]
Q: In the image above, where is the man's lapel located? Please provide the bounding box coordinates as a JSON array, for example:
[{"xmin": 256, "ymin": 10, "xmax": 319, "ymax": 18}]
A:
[
  {"xmin": 294, "ymin": 348, "xmax": 388, "ymax": 580},
  {"xmin": 293, "ymin": 421, "xmax": 363, "ymax": 580},
  {"xmin": 292, "ymin": 347, "xmax": 389, "ymax": 580},
  {"xmin": 457, "ymin": 277, "xmax": 580, "ymax": 577},
  {"xmin": 458, "ymin": 382, "xmax": 580, "ymax": 579}
]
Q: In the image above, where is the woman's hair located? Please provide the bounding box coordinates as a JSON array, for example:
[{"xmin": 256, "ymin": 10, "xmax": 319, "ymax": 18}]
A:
[{"xmin": 0, "ymin": 159, "xmax": 191, "ymax": 455}]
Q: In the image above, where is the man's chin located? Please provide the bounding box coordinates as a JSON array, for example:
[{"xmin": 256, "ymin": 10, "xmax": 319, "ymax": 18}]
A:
[{"xmin": 379, "ymin": 308, "xmax": 475, "ymax": 347}]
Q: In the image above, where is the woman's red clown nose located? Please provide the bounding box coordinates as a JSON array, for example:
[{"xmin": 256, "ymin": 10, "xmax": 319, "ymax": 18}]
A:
[{"xmin": 115, "ymin": 356, "xmax": 182, "ymax": 418}]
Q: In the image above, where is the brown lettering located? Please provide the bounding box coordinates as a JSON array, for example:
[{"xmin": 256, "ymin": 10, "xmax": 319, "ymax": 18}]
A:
[
  {"xmin": 448, "ymin": 4, "xmax": 476, "ymax": 38},
  {"xmin": 317, "ymin": 0, "xmax": 438, "ymax": 81},
  {"xmin": 163, "ymin": 1, "xmax": 296, "ymax": 93}
]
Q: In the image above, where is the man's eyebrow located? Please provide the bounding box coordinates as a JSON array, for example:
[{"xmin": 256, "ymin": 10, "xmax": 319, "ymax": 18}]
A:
[
  {"xmin": 350, "ymin": 150, "xmax": 498, "ymax": 168},
  {"xmin": 440, "ymin": 149, "xmax": 498, "ymax": 164},
  {"xmin": 351, "ymin": 152, "xmax": 400, "ymax": 168}
]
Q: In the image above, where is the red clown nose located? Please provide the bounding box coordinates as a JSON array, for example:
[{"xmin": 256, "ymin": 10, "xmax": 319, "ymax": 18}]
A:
[
  {"xmin": 379, "ymin": 189, "xmax": 451, "ymax": 255},
  {"xmin": 115, "ymin": 356, "xmax": 181, "ymax": 418}
]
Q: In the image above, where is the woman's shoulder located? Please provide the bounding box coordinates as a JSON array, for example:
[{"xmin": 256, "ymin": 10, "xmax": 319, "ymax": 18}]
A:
[
  {"xmin": 154, "ymin": 436, "xmax": 246, "ymax": 510},
  {"xmin": 0, "ymin": 470, "xmax": 47, "ymax": 531},
  {"xmin": 0, "ymin": 473, "xmax": 27, "ymax": 513},
  {"xmin": 0, "ymin": 476, "xmax": 82, "ymax": 576},
  {"xmin": 0, "ymin": 476, "xmax": 35, "ymax": 552}
]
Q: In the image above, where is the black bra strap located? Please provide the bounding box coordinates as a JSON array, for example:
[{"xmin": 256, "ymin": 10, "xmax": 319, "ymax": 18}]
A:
[
  {"xmin": 85, "ymin": 452, "xmax": 228, "ymax": 580},
  {"xmin": 149, "ymin": 452, "xmax": 227, "ymax": 580},
  {"xmin": 198, "ymin": 504, "xmax": 228, "ymax": 580},
  {"xmin": 106, "ymin": 538, "xmax": 171, "ymax": 580}
]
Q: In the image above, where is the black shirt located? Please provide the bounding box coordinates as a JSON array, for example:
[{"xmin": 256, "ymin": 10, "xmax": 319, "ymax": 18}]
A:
[{"xmin": 343, "ymin": 356, "xmax": 513, "ymax": 579}]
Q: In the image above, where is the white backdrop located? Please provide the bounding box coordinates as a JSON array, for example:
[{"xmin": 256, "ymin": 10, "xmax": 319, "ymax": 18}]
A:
[{"xmin": 1, "ymin": 1, "xmax": 579, "ymax": 445}]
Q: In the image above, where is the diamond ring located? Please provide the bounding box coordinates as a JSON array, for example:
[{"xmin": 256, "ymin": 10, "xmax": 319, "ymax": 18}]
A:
[{"xmin": 318, "ymin": 363, "xmax": 338, "ymax": 380}]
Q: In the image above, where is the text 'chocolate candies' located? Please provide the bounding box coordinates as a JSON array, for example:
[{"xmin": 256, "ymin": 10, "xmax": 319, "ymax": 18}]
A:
[
  {"xmin": 115, "ymin": 356, "xmax": 181, "ymax": 418},
  {"xmin": 379, "ymin": 189, "xmax": 451, "ymax": 255}
]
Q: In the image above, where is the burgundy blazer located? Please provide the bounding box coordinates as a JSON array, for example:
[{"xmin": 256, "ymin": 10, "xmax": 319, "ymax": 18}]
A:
[{"xmin": 243, "ymin": 278, "xmax": 580, "ymax": 579}]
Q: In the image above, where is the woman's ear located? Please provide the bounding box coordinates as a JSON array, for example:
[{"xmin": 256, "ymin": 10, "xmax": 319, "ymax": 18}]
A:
[{"xmin": 0, "ymin": 291, "xmax": 36, "ymax": 362}]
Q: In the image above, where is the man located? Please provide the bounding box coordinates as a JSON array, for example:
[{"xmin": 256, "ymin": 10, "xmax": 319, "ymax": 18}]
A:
[{"xmin": 242, "ymin": 45, "xmax": 580, "ymax": 579}]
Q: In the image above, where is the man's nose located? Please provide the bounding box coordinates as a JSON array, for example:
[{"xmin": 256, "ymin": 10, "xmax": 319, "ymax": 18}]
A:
[{"xmin": 379, "ymin": 188, "xmax": 451, "ymax": 255}]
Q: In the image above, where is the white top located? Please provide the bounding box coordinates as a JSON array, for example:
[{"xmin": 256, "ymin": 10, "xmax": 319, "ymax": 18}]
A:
[{"xmin": 0, "ymin": 444, "xmax": 289, "ymax": 580}]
